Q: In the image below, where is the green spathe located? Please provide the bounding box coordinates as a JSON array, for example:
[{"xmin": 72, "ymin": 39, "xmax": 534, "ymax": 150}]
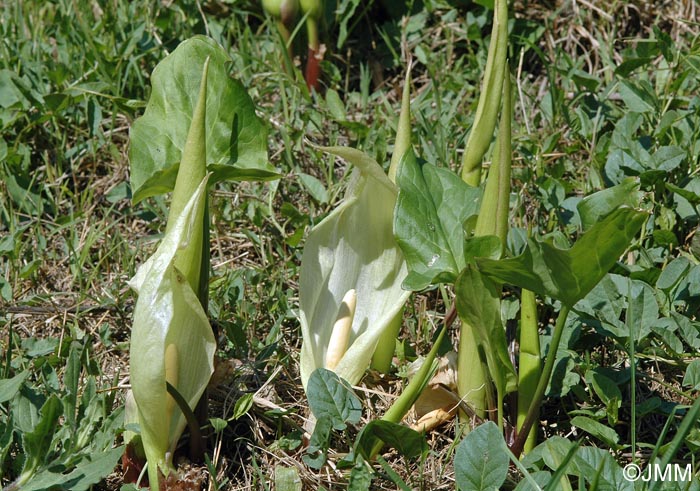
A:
[
  {"xmin": 128, "ymin": 177, "xmax": 215, "ymax": 484},
  {"xmin": 299, "ymin": 148, "xmax": 410, "ymax": 388}
]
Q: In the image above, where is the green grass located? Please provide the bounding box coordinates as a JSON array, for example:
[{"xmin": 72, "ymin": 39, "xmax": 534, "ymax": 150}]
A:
[{"xmin": 2, "ymin": 0, "xmax": 700, "ymax": 490}]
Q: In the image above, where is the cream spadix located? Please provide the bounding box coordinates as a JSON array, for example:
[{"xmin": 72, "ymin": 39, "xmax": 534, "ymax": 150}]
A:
[{"xmin": 325, "ymin": 289, "xmax": 357, "ymax": 370}]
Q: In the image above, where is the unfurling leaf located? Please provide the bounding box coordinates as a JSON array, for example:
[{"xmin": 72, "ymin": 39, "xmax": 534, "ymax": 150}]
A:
[{"xmin": 129, "ymin": 36, "xmax": 277, "ymax": 204}]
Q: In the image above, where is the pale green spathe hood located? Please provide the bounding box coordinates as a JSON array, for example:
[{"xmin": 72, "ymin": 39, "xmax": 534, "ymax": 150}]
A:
[{"xmin": 299, "ymin": 147, "xmax": 410, "ymax": 388}]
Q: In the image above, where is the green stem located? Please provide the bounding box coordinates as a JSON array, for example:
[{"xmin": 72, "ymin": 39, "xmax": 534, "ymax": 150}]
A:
[
  {"xmin": 516, "ymin": 288, "xmax": 539, "ymax": 455},
  {"xmin": 627, "ymin": 279, "xmax": 637, "ymax": 466},
  {"xmin": 457, "ymin": 323, "xmax": 488, "ymax": 421},
  {"xmin": 306, "ymin": 17, "xmax": 319, "ymax": 52},
  {"xmin": 369, "ymin": 305, "xmax": 456, "ymax": 458},
  {"xmin": 511, "ymin": 305, "xmax": 570, "ymax": 457}
]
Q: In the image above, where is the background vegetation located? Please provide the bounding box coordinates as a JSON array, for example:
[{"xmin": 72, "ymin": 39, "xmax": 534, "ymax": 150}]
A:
[{"xmin": 1, "ymin": 0, "xmax": 700, "ymax": 489}]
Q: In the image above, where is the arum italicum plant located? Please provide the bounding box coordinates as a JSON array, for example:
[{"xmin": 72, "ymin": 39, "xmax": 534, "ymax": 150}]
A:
[
  {"xmin": 126, "ymin": 58, "xmax": 214, "ymax": 490},
  {"xmin": 299, "ymin": 69, "xmax": 413, "ymax": 391},
  {"xmin": 125, "ymin": 36, "xmax": 276, "ymax": 488},
  {"xmin": 389, "ymin": 0, "xmax": 649, "ymax": 463}
]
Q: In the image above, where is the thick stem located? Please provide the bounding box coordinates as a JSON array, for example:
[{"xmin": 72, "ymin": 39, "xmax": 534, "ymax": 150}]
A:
[
  {"xmin": 304, "ymin": 19, "xmax": 321, "ymax": 90},
  {"xmin": 457, "ymin": 323, "xmax": 488, "ymax": 421},
  {"xmin": 370, "ymin": 308, "xmax": 403, "ymax": 373},
  {"xmin": 459, "ymin": 71, "xmax": 512, "ymax": 428},
  {"xmin": 511, "ymin": 305, "xmax": 570, "ymax": 457},
  {"xmin": 516, "ymin": 288, "xmax": 539, "ymax": 454}
]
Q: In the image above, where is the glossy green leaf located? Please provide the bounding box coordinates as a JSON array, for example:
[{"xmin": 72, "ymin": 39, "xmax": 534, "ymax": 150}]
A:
[
  {"xmin": 299, "ymin": 149, "xmax": 410, "ymax": 388},
  {"xmin": 128, "ymin": 177, "xmax": 216, "ymax": 481},
  {"xmin": 577, "ymin": 178, "xmax": 642, "ymax": 231},
  {"xmin": 477, "ymin": 207, "xmax": 647, "ymax": 307},
  {"xmin": 454, "ymin": 421, "xmax": 510, "ymax": 491},
  {"xmin": 570, "ymin": 416, "xmax": 620, "ymax": 450},
  {"xmin": 455, "ymin": 266, "xmax": 517, "ymax": 396},
  {"xmin": 129, "ymin": 36, "xmax": 277, "ymax": 203},
  {"xmin": 394, "ymin": 149, "xmax": 482, "ymax": 291}
]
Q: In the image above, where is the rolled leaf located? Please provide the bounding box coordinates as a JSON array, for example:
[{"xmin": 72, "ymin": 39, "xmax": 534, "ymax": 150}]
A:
[
  {"xmin": 299, "ymin": 150, "xmax": 410, "ymax": 388},
  {"xmin": 460, "ymin": 0, "xmax": 508, "ymax": 186},
  {"xmin": 129, "ymin": 36, "xmax": 277, "ymax": 204},
  {"xmin": 129, "ymin": 177, "xmax": 216, "ymax": 484}
]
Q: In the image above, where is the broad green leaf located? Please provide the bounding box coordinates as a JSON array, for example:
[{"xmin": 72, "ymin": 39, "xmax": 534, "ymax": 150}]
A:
[
  {"xmin": 577, "ymin": 178, "xmax": 641, "ymax": 231},
  {"xmin": 21, "ymin": 446, "xmax": 124, "ymax": 491},
  {"xmin": 0, "ymin": 370, "xmax": 29, "ymax": 403},
  {"xmin": 454, "ymin": 421, "xmax": 509, "ymax": 491},
  {"xmin": 129, "ymin": 36, "xmax": 277, "ymax": 203},
  {"xmin": 299, "ymin": 149, "xmax": 410, "ymax": 388},
  {"xmin": 656, "ymin": 257, "xmax": 691, "ymax": 292},
  {"xmin": 477, "ymin": 208, "xmax": 647, "ymax": 307},
  {"xmin": 355, "ymin": 420, "xmax": 428, "ymax": 460},
  {"xmin": 683, "ymin": 360, "xmax": 700, "ymax": 390},
  {"xmin": 394, "ymin": 148, "xmax": 482, "ymax": 291},
  {"xmin": 306, "ymin": 368, "xmax": 362, "ymax": 430},
  {"xmin": 128, "ymin": 177, "xmax": 216, "ymax": 479},
  {"xmin": 20, "ymin": 395, "xmax": 62, "ymax": 480},
  {"xmin": 275, "ymin": 466, "xmax": 302, "ymax": 491},
  {"xmin": 569, "ymin": 416, "xmax": 620, "ymax": 450},
  {"xmin": 455, "ymin": 266, "xmax": 517, "ymax": 396},
  {"xmin": 571, "ymin": 446, "xmax": 634, "ymax": 491}
]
